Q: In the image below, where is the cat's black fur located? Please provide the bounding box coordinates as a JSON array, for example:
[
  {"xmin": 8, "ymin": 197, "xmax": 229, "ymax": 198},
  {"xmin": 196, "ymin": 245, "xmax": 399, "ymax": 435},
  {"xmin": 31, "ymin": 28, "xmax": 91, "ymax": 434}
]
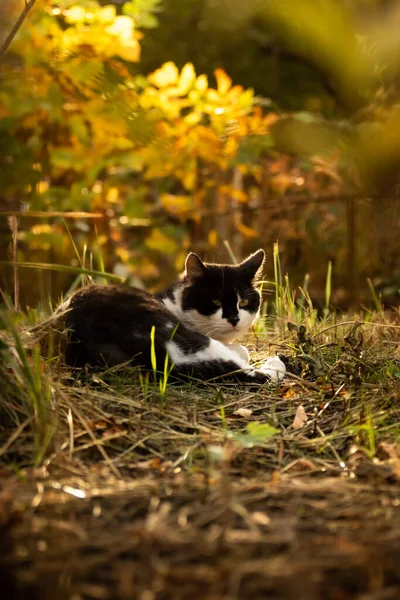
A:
[{"xmin": 62, "ymin": 250, "xmax": 283, "ymax": 384}]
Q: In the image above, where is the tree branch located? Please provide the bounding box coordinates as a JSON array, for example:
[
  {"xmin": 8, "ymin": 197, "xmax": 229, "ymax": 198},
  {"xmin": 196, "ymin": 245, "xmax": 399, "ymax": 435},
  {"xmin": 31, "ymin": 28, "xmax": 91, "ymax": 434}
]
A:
[{"xmin": 0, "ymin": 0, "xmax": 37, "ymax": 63}]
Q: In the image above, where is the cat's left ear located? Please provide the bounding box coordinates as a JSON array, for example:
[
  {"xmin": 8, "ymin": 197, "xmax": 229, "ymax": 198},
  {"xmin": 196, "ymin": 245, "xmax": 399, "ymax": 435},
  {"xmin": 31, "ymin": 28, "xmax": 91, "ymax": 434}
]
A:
[
  {"xmin": 239, "ymin": 249, "xmax": 265, "ymax": 282},
  {"xmin": 185, "ymin": 253, "xmax": 208, "ymax": 282}
]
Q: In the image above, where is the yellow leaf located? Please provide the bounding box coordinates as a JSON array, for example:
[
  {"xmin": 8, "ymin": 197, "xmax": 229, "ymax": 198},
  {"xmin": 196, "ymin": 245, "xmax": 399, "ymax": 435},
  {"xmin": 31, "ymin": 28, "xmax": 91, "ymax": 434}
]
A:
[
  {"xmin": 195, "ymin": 74, "xmax": 208, "ymax": 93},
  {"xmin": 208, "ymin": 229, "xmax": 218, "ymax": 247},
  {"xmin": 235, "ymin": 222, "xmax": 258, "ymax": 238},
  {"xmin": 178, "ymin": 63, "xmax": 196, "ymax": 94},
  {"xmin": 145, "ymin": 229, "xmax": 179, "ymax": 254},
  {"xmin": 184, "ymin": 111, "xmax": 202, "ymax": 126},
  {"xmin": 231, "ymin": 189, "xmax": 248, "ymax": 203},
  {"xmin": 116, "ymin": 247, "xmax": 130, "ymax": 263},
  {"xmin": 106, "ymin": 187, "xmax": 119, "ymax": 203},
  {"xmin": 117, "ymin": 39, "xmax": 141, "ymax": 62},
  {"xmin": 64, "ymin": 6, "xmax": 86, "ymax": 23},
  {"xmin": 214, "ymin": 68, "xmax": 232, "ymax": 95},
  {"xmin": 98, "ymin": 6, "xmax": 116, "ymax": 23},
  {"xmin": 161, "ymin": 194, "xmax": 192, "ymax": 217},
  {"xmin": 205, "ymin": 89, "xmax": 220, "ymax": 104},
  {"xmin": 182, "ymin": 169, "xmax": 196, "ymax": 191},
  {"xmin": 106, "ymin": 16, "xmax": 133, "ymax": 39},
  {"xmin": 148, "ymin": 62, "xmax": 179, "ymax": 88},
  {"xmin": 31, "ymin": 224, "xmax": 53, "ymax": 235},
  {"xmin": 37, "ymin": 180, "xmax": 49, "ymax": 194}
]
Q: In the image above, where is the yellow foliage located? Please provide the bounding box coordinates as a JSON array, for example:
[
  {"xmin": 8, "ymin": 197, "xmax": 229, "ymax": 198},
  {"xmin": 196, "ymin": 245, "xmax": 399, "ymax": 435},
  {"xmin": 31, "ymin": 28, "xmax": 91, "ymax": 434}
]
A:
[
  {"xmin": 0, "ymin": 4, "xmax": 298, "ymax": 286},
  {"xmin": 178, "ymin": 63, "xmax": 196, "ymax": 95},
  {"xmin": 106, "ymin": 188, "xmax": 120, "ymax": 203},
  {"xmin": 161, "ymin": 194, "xmax": 192, "ymax": 218},
  {"xmin": 214, "ymin": 69, "xmax": 232, "ymax": 96},
  {"xmin": 148, "ymin": 62, "xmax": 179, "ymax": 88},
  {"xmin": 235, "ymin": 222, "xmax": 259, "ymax": 238},
  {"xmin": 208, "ymin": 229, "xmax": 218, "ymax": 247},
  {"xmin": 195, "ymin": 74, "xmax": 208, "ymax": 93},
  {"xmin": 64, "ymin": 6, "xmax": 87, "ymax": 24},
  {"xmin": 231, "ymin": 189, "xmax": 248, "ymax": 203},
  {"xmin": 145, "ymin": 229, "xmax": 179, "ymax": 254}
]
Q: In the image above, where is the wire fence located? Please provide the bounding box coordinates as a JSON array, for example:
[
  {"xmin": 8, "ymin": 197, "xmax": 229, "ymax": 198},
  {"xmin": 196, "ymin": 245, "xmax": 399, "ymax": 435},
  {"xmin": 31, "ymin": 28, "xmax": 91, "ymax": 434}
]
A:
[{"xmin": 1, "ymin": 194, "xmax": 400, "ymax": 307}]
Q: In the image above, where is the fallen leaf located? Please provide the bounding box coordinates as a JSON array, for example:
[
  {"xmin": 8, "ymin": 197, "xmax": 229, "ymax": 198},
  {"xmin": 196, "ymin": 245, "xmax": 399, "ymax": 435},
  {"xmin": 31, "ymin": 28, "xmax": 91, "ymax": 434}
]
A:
[
  {"xmin": 292, "ymin": 404, "xmax": 308, "ymax": 429},
  {"xmin": 251, "ymin": 511, "xmax": 270, "ymax": 527},
  {"xmin": 235, "ymin": 407, "xmax": 253, "ymax": 418}
]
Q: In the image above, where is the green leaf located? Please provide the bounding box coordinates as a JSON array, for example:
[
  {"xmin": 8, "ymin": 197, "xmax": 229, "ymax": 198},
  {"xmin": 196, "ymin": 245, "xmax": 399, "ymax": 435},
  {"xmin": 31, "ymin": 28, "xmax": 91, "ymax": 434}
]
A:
[{"xmin": 230, "ymin": 421, "xmax": 279, "ymax": 448}]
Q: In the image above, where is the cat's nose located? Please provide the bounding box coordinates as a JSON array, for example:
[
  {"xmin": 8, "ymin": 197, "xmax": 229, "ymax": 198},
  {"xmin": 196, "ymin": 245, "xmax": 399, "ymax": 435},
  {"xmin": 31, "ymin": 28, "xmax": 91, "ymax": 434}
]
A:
[{"xmin": 228, "ymin": 316, "xmax": 240, "ymax": 327}]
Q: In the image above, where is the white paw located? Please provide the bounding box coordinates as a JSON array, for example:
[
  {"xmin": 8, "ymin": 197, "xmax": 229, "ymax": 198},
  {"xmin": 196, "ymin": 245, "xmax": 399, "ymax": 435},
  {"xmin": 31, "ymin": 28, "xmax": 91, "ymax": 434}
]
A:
[
  {"xmin": 259, "ymin": 356, "xmax": 286, "ymax": 382},
  {"xmin": 227, "ymin": 344, "xmax": 250, "ymax": 363}
]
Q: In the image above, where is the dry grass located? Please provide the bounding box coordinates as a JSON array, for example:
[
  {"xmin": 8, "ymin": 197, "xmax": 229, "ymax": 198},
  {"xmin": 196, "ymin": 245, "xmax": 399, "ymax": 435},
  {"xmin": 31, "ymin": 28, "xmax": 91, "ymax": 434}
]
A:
[{"xmin": 1, "ymin": 309, "xmax": 400, "ymax": 599}]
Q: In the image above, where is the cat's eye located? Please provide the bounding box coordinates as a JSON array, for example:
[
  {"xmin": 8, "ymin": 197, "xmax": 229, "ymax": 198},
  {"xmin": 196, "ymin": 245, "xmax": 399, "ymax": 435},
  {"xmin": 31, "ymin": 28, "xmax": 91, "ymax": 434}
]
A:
[
  {"xmin": 213, "ymin": 299, "xmax": 223, "ymax": 307},
  {"xmin": 239, "ymin": 299, "xmax": 249, "ymax": 307}
]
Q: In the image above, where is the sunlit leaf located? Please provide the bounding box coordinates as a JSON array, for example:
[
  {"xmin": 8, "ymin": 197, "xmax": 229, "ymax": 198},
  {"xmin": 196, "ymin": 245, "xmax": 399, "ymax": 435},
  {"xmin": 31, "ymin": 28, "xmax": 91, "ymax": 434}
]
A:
[
  {"xmin": 106, "ymin": 15, "xmax": 134, "ymax": 39},
  {"xmin": 208, "ymin": 229, "xmax": 218, "ymax": 247},
  {"xmin": 214, "ymin": 68, "xmax": 232, "ymax": 96},
  {"xmin": 98, "ymin": 6, "xmax": 116, "ymax": 23},
  {"xmin": 106, "ymin": 187, "xmax": 119, "ymax": 203},
  {"xmin": 148, "ymin": 62, "xmax": 179, "ymax": 88},
  {"xmin": 231, "ymin": 421, "xmax": 279, "ymax": 448},
  {"xmin": 145, "ymin": 229, "xmax": 179, "ymax": 254},
  {"xmin": 64, "ymin": 6, "xmax": 86, "ymax": 23},
  {"xmin": 178, "ymin": 63, "xmax": 196, "ymax": 95},
  {"xmin": 235, "ymin": 222, "xmax": 258, "ymax": 238},
  {"xmin": 161, "ymin": 194, "xmax": 192, "ymax": 217},
  {"xmin": 195, "ymin": 74, "xmax": 208, "ymax": 93}
]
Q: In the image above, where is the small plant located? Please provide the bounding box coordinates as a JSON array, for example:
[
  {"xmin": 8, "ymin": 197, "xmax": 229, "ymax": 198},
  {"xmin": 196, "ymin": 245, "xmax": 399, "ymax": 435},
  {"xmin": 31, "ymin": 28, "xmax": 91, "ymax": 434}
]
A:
[
  {"xmin": 230, "ymin": 421, "xmax": 279, "ymax": 448},
  {"xmin": 0, "ymin": 310, "xmax": 55, "ymax": 465},
  {"xmin": 150, "ymin": 325, "xmax": 175, "ymax": 403}
]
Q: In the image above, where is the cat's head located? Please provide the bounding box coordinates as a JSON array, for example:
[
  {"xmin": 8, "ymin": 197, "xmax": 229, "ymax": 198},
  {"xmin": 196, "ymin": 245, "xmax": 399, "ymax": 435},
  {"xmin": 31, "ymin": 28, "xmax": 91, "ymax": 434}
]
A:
[{"xmin": 179, "ymin": 249, "xmax": 265, "ymax": 343}]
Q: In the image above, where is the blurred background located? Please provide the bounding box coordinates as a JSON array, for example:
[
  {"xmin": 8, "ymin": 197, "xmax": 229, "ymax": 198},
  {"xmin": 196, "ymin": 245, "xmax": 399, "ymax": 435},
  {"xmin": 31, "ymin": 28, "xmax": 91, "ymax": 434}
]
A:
[{"xmin": 1, "ymin": 0, "xmax": 400, "ymax": 308}]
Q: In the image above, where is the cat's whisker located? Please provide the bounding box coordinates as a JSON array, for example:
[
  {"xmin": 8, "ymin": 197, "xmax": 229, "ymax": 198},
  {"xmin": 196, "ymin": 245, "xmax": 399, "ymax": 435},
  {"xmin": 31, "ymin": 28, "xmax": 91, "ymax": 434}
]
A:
[{"xmin": 197, "ymin": 324, "xmax": 233, "ymax": 338}]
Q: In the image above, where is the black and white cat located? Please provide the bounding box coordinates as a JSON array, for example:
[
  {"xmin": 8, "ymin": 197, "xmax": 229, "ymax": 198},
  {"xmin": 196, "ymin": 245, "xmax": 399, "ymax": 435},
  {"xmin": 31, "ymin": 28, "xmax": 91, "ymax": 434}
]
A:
[{"xmin": 60, "ymin": 249, "xmax": 286, "ymax": 384}]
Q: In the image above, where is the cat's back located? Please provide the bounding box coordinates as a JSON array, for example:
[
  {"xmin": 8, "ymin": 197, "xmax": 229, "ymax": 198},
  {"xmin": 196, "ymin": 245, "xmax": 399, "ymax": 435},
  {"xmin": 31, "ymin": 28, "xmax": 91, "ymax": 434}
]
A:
[
  {"xmin": 63, "ymin": 285, "xmax": 178, "ymax": 367},
  {"xmin": 65, "ymin": 284, "xmax": 165, "ymax": 317}
]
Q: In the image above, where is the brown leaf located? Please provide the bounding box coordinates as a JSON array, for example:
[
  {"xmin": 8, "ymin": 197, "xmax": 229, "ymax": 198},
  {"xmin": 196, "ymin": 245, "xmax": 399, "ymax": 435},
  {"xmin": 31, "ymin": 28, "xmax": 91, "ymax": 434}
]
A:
[{"xmin": 292, "ymin": 404, "xmax": 308, "ymax": 429}]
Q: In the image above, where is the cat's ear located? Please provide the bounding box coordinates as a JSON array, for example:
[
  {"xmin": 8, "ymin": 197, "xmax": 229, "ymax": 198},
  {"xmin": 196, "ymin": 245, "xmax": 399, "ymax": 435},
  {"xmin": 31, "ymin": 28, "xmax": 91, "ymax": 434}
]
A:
[
  {"xmin": 185, "ymin": 253, "xmax": 208, "ymax": 281},
  {"xmin": 239, "ymin": 249, "xmax": 265, "ymax": 281}
]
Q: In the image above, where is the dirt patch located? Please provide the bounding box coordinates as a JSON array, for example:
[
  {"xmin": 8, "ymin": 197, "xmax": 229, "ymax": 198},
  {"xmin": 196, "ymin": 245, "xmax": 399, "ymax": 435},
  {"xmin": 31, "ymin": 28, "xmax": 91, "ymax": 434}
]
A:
[{"xmin": 2, "ymin": 455, "xmax": 400, "ymax": 599}]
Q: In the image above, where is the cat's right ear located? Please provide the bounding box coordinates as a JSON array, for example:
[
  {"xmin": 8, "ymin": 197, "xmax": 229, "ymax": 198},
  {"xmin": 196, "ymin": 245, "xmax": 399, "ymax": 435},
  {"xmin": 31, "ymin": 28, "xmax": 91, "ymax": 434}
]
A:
[
  {"xmin": 239, "ymin": 249, "xmax": 265, "ymax": 282},
  {"xmin": 185, "ymin": 253, "xmax": 208, "ymax": 282}
]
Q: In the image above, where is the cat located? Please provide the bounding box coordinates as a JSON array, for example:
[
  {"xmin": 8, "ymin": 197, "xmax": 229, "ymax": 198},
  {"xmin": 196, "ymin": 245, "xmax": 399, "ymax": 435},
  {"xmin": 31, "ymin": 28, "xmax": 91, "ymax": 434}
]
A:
[{"xmin": 60, "ymin": 249, "xmax": 286, "ymax": 384}]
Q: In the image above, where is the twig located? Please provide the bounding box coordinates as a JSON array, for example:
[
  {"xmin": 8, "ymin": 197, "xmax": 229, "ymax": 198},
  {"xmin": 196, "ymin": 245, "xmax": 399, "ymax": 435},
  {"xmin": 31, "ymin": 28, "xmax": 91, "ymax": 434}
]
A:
[
  {"xmin": 0, "ymin": 211, "xmax": 103, "ymax": 218},
  {"xmin": 8, "ymin": 216, "xmax": 20, "ymax": 311},
  {"xmin": 0, "ymin": 0, "xmax": 37, "ymax": 63},
  {"xmin": 0, "ymin": 417, "xmax": 32, "ymax": 457}
]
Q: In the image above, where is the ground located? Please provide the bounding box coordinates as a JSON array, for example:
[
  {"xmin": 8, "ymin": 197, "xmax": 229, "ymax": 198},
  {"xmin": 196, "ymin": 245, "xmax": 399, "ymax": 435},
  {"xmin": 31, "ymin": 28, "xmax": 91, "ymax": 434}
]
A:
[{"xmin": 1, "ymin": 314, "xmax": 400, "ymax": 599}]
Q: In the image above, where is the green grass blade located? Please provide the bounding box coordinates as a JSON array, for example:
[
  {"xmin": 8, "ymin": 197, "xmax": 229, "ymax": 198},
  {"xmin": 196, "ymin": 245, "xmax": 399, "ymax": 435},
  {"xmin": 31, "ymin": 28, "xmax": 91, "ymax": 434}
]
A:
[
  {"xmin": 367, "ymin": 278, "xmax": 383, "ymax": 312},
  {"xmin": 0, "ymin": 261, "xmax": 123, "ymax": 282},
  {"xmin": 324, "ymin": 260, "xmax": 332, "ymax": 315}
]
